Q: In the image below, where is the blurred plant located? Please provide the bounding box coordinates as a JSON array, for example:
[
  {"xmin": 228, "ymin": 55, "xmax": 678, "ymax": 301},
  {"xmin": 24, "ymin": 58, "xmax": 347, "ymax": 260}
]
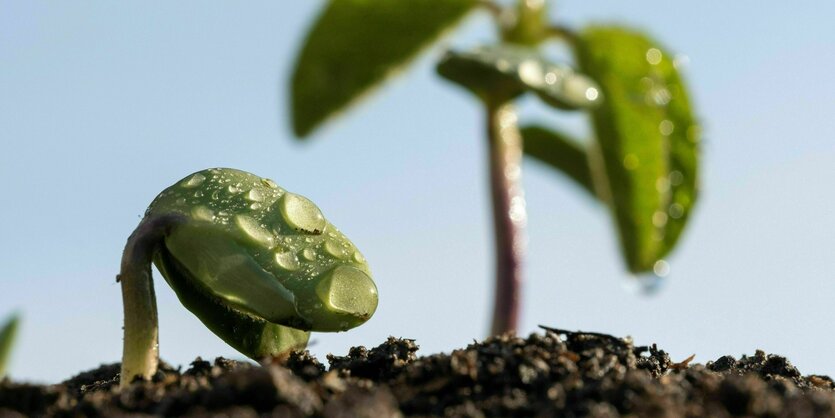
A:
[
  {"xmin": 0, "ymin": 313, "xmax": 20, "ymax": 378},
  {"xmin": 289, "ymin": 0, "xmax": 700, "ymax": 335},
  {"xmin": 119, "ymin": 168, "xmax": 377, "ymax": 387}
]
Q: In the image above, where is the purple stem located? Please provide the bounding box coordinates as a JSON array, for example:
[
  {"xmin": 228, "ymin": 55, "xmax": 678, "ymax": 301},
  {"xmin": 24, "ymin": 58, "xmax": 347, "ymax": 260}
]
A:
[{"xmin": 486, "ymin": 101, "xmax": 527, "ymax": 336}]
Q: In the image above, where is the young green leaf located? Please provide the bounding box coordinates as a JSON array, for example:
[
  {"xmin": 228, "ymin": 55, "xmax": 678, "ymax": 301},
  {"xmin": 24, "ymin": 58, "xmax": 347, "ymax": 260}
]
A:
[
  {"xmin": 0, "ymin": 314, "xmax": 20, "ymax": 378},
  {"xmin": 437, "ymin": 44, "xmax": 601, "ymax": 109},
  {"xmin": 520, "ymin": 125, "xmax": 596, "ymax": 198},
  {"xmin": 574, "ymin": 26, "xmax": 700, "ymax": 272},
  {"xmin": 291, "ymin": 0, "xmax": 477, "ymax": 137}
]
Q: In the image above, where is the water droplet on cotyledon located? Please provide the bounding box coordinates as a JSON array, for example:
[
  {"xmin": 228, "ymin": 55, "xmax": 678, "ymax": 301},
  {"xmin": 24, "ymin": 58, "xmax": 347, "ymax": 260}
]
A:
[
  {"xmin": 191, "ymin": 206, "xmax": 215, "ymax": 222},
  {"xmin": 274, "ymin": 251, "xmax": 300, "ymax": 271},
  {"xmin": 301, "ymin": 248, "xmax": 317, "ymax": 261},
  {"xmin": 246, "ymin": 189, "xmax": 263, "ymax": 202},
  {"xmin": 324, "ymin": 239, "xmax": 347, "ymax": 259},
  {"xmin": 234, "ymin": 215, "xmax": 276, "ymax": 249},
  {"xmin": 280, "ymin": 193, "xmax": 326, "ymax": 234},
  {"xmin": 182, "ymin": 173, "xmax": 206, "ymax": 188}
]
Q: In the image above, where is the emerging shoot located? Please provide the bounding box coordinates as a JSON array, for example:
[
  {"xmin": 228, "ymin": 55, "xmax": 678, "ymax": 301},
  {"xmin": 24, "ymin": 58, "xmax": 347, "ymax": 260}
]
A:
[
  {"xmin": 120, "ymin": 168, "xmax": 377, "ymax": 387},
  {"xmin": 0, "ymin": 313, "xmax": 20, "ymax": 378}
]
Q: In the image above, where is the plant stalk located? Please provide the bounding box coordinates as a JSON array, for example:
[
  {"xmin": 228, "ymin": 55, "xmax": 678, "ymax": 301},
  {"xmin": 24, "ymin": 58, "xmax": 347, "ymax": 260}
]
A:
[
  {"xmin": 119, "ymin": 213, "xmax": 184, "ymax": 388},
  {"xmin": 486, "ymin": 101, "xmax": 526, "ymax": 335}
]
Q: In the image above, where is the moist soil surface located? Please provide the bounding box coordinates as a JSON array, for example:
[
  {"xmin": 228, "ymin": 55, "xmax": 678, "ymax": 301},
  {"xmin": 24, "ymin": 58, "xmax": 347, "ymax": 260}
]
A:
[{"xmin": 1, "ymin": 327, "xmax": 833, "ymax": 417}]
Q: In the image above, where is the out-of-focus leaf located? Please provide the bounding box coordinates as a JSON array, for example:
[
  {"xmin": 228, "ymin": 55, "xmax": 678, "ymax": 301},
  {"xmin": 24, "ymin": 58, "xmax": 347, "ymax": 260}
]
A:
[
  {"xmin": 575, "ymin": 25, "xmax": 700, "ymax": 273},
  {"xmin": 521, "ymin": 125, "xmax": 595, "ymax": 197},
  {"xmin": 0, "ymin": 314, "xmax": 20, "ymax": 377},
  {"xmin": 291, "ymin": 0, "xmax": 477, "ymax": 137},
  {"xmin": 437, "ymin": 44, "xmax": 602, "ymax": 108}
]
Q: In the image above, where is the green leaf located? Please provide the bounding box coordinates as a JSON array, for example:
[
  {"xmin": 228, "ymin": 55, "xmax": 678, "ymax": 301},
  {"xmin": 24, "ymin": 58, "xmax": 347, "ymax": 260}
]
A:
[
  {"xmin": 437, "ymin": 44, "xmax": 602, "ymax": 109},
  {"xmin": 0, "ymin": 314, "xmax": 20, "ymax": 377},
  {"xmin": 291, "ymin": 0, "xmax": 477, "ymax": 137},
  {"xmin": 575, "ymin": 25, "xmax": 700, "ymax": 273},
  {"xmin": 521, "ymin": 125, "xmax": 595, "ymax": 197}
]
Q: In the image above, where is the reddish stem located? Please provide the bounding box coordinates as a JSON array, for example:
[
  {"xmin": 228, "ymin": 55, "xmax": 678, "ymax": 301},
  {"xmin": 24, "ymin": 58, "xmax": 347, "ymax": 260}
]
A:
[{"xmin": 486, "ymin": 101, "xmax": 526, "ymax": 336}]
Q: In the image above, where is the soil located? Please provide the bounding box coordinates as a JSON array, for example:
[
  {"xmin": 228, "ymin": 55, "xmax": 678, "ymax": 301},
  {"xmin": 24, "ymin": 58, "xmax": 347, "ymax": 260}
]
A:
[{"xmin": 1, "ymin": 326, "xmax": 833, "ymax": 417}]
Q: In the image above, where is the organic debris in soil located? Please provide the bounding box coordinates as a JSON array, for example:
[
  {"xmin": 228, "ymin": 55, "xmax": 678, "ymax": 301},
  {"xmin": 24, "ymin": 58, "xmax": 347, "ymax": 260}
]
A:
[{"xmin": 1, "ymin": 327, "xmax": 833, "ymax": 417}]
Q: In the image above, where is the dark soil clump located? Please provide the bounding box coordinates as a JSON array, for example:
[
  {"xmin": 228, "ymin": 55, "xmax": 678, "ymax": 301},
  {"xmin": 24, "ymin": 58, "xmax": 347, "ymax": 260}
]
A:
[{"xmin": 1, "ymin": 327, "xmax": 833, "ymax": 417}]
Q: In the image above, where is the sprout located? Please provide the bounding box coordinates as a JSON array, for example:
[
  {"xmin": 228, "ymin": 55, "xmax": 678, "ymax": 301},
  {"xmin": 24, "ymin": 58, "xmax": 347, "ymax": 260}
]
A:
[
  {"xmin": 0, "ymin": 313, "xmax": 20, "ymax": 378},
  {"xmin": 119, "ymin": 168, "xmax": 378, "ymax": 387}
]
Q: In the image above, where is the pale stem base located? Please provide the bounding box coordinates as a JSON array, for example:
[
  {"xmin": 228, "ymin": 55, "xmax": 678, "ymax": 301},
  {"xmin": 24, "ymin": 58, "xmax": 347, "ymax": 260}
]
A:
[{"xmin": 119, "ymin": 214, "xmax": 184, "ymax": 388}]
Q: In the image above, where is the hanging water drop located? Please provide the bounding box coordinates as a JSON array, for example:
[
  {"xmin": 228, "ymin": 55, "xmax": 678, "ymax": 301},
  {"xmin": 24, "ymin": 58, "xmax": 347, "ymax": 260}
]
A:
[{"xmin": 623, "ymin": 272, "xmax": 665, "ymax": 296}]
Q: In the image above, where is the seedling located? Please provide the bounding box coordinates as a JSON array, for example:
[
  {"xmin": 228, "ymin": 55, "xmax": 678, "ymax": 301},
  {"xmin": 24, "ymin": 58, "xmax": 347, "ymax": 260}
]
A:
[
  {"xmin": 0, "ymin": 313, "xmax": 20, "ymax": 378},
  {"xmin": 119, "ymin": 168, "xmax": 377, "ymax": 387},
  {"xmin": 290, "ymin": 0, "xmax": 699, "ymax": 335}
]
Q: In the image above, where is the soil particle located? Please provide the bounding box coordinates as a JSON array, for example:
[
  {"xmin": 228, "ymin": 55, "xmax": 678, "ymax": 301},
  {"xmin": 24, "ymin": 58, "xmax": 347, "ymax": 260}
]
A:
[{"xmin": 1, "ymin": 328, "xmax": 832, "ymax": 417}]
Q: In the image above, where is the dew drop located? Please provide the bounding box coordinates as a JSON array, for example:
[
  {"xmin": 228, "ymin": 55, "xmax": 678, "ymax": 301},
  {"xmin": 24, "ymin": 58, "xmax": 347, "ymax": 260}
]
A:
[
  {"xmin": 176, "ymin": 197, "xmax": 187, "ymax": 205},
  {"xmin": 649, "ymin": 87, "xmax": 671, "ymax": 106},
  {"xmin": 652, "ymin": 211, "xmax": 668, "ymax": 228},
  {"xmin": 656, "ymin": 177, "xmax": 671, "ymax": 193},
  {"xmin": 673, "ymin": 54, "xmax": 690, "ymax": 69},
  {"xmin": 544, "ymin": 71, "xmax": 559, "ymax": 85},
  {"xmin": 280, "ymin": 193, "xmax": 326, "ymax": 234},
  {"xmin": 301, "ymin": 248, "xmax": 317, "ymax": 261},
  {"xmin": 211, "ymin": 190, "xmax": 220, "ymax": 200},
  {"xmin": 246, "ymin": 189, "xmax": 263, "ymax": 202},
  {"xmin": 646, "ymin": 48, "xmax": 663, "ymax": 65},
  {"xmin": 496, "ymin": 59, "xmax": 511, "ymax": 72},
  {"xmin": 653, "ymin": 260, "xmax": 671, "ymax": 277},
  {"xmin": 261, "ymin": 178, "xmax": 279, "ymax": 189},
  {"xmin": 182, "ymin": 173, "xmax": 206, "ymax": 188},
  {"xmin": 315, "ymin": 265, "xmax": 377, "ymax": 316},
  {"xmin": 352, "ymin": 251, "xmax": 366, "ymax": 263},
  {"xmin": 565, "ymin": 76, "xmax": 600, "ymax": 104},
  {"xmin": 623, "ymin": 272, "xmax": 665, "ymax": 296},
  {"xmin": 191, "ymin": 206, "xmax": 215, "ymax": 222},
  {"xmin": 324, "ymin": 240, "xmax": 347, "ymax": 259},
  {"xmin": 518, "ymin": 60, "xmax": 544, "ymax": 87},
  {"xmin": 668, "ymin": 203, "xmax": 685, "ymax": 219},
  {"xmin": 234, "ymin": 215, "xmax": 276, "ymax": 249},
  {"xmin": 227, "ymin": 184, "xmax": 242, "ymax": 194},
  {"xmin": 194, "ymin": 191, "xmax": 204, "ymax": 198},
  {"xmin": 274, "ymin": 251, "xmax": 300, "ymax": 271},
  {"xmin": 669, "ymin": 171, "xmax": 684, "ymax": 186},
  {"xmin": 249, "ymin": 203, "xmax": 262, "ymax": 211},
  {"xmin": 659, "ymin": 120, "xmax": 675, "ymax": 136}
]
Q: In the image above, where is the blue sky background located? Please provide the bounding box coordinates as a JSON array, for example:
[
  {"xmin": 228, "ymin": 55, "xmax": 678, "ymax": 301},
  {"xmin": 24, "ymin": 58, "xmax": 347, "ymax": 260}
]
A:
[{"xmin": 1, "ymin": 1, "xmax": 833, "ymax": 382}]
